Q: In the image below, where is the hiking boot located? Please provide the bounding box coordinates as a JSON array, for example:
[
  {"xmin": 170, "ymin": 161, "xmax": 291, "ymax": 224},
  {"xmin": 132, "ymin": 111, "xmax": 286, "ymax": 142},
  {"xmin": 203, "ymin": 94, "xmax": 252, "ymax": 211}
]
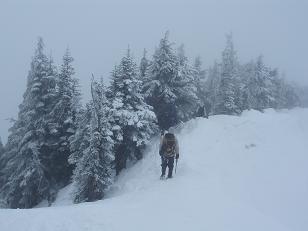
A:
[{"xmin": 160, "ymin": 174, "xmax": 165, "ymax": 180}]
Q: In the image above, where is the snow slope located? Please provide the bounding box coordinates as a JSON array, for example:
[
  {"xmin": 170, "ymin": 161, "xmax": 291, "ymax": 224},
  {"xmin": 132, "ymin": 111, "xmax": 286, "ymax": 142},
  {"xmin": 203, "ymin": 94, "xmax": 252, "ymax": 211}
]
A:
[{"xmin": 1, "ymin": 108, "xmax": 308, "ymax": 231}]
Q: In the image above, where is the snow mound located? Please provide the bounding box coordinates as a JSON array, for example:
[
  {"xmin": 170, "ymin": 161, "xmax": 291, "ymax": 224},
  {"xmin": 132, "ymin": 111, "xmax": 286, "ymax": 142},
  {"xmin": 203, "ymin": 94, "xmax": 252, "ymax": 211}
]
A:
[{"xmin": 1, "ymin": 108, "xmax": 308, "ymax": 231}]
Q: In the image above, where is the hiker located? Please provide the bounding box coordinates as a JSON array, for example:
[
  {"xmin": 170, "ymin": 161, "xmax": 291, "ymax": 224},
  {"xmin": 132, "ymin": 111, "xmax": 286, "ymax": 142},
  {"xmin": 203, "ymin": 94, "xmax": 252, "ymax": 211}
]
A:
[
  {"xmin": 159, "ymin": 131, "xmax": 179, "ymax": 179},
  {"xmin": 204, "ymin": 99, "xmax": 211, "ymax": 118},
  {"xmin": 196, "ymin": 105, "xmax": 205, "ymax": 117}
]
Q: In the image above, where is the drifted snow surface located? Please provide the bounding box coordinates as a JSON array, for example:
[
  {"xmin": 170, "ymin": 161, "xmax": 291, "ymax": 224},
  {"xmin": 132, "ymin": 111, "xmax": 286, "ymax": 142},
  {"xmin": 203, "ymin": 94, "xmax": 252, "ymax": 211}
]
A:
[{"xmin": 1, "ymin": 108, "xmax": 308, "ymax": 231}]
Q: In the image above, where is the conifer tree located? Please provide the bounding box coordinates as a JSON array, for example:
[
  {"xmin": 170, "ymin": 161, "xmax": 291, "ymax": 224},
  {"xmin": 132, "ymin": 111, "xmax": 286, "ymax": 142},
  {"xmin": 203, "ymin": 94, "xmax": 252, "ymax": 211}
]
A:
[
  {"xmin": 48, "ymin": 48, "xmax": 81, "ymax": 185},
  {"xmin": 241, "ymin": 56, "xmax": 274, "ymax": 111},
  {"xmin": 271, "ymin": 73, "xmax": 299, "ymax": 109},
  {"xmin": 139, "ymin": 48, "xmax": 151, "ymax": 94},
  {"xmin": 69, "ymin": 104, "xmax": 92, "ymax": 167},
  {"xmin": 0, "ymin": 137, "xmax": 4, "ymax": 188},
  {"xmin": 252, "ymin": 56, "xmax": 273, "ymax": 110},
  {"xmin": 193, "ymin": 56, "xmax": 207, "ymax": 103},
  {"xmin": 140, "ymin": 48, "xmax": 149, "ymax": 79},
  {"xmin": 0, "ymin": 38, "xmax": 57, "ymax": 208},
  {"xmin": 282, "ymin": 84, "xmax": 300, "ymax": 109},
  {"xmin": 216, "ymin": 33, "xmax": 240, "ymax": 114},
  {"xmin": 0, "ymin": 137, "xmax": 4, "ymax": 158},
  {"xmin": 110, "ymin": 48, "xmax": 158, "ymax": 175},
  {"xmin": 176, "ymin": 44, "xmax": 199, "ymax": 120},
  {"xmin": 145, "ymin": 32, "xmax": 197, "ymax": 129},
  {"xmin": 240, "ymin": 61, "xmax": 256, "ymax": 110},
  {"xmin": 72, "ymin": 79, "xmax": 114, "ymax": 203},
  {"xmin": 296, "ymin": 85, "xmax": 308, "ymax": 107},
  {"xmin": 206, "ymin": 62, "xmax": 222, "ymax": 114}
]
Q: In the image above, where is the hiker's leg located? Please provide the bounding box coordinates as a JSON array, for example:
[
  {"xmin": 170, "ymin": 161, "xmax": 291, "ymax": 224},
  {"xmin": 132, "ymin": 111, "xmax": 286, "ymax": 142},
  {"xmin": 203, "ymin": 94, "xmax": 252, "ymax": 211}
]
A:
[
  {"xmin": 167, "ymin": 157, "xmax": 175, "ymax": 178},
  {"xmin": 161, "ymin": 156, "xmax": 167, "ymax": 176}
]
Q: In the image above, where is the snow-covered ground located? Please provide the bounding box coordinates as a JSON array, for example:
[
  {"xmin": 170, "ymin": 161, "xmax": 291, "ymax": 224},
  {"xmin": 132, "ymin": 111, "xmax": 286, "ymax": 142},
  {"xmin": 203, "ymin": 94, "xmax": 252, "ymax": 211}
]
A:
[{"xmin": 1, "ymin": 108, "xmax": 308, "ymax": 231}]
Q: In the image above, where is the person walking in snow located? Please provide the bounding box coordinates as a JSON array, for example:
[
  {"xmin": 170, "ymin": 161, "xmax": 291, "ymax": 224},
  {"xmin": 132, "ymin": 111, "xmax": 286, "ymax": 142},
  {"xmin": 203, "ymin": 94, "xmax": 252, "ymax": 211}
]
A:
[
  {"xmin": 196, "ymin": 104, "xmax": 205, "ymax": 117},
  {"xmin": 204, "ymin": 99, "xmax": 212, "ymax": 119},
  {"xmin": 159, "ymin": 131, "xmax": 179, "ymax": 179}
]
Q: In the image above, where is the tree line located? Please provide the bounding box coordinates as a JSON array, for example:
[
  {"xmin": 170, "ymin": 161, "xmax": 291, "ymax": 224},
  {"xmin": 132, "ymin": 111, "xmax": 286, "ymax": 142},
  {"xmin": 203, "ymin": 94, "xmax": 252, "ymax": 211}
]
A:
[{"xmin": 0, "ymin": 32, "xmax": 301, "ymax": 208}]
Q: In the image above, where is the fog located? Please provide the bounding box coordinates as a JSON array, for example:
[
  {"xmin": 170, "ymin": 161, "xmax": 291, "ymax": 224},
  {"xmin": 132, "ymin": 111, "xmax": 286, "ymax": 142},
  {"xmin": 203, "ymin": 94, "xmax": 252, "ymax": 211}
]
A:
[{"xmin": 0, "ymin": 0, "xmax": 307, "ymax": 143}]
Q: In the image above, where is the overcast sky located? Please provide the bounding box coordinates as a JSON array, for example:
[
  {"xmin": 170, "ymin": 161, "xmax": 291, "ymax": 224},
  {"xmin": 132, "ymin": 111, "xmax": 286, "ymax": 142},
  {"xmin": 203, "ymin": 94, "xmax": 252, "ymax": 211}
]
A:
[{"xmin": 0, "ymin": 0, "xmax": 307, "ymax": 143}]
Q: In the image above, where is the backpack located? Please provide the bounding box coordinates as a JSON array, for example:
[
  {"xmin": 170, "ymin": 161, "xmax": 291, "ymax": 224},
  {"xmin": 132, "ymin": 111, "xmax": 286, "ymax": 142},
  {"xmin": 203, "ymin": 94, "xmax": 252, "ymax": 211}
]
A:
[{"xmin": 162, "ymin": 133, "xmax": 176, "ymax": 157}]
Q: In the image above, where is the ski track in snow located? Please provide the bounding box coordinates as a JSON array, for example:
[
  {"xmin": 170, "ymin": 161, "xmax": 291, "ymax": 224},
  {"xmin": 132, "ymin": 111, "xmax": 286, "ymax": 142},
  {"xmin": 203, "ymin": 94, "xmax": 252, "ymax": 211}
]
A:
[{"xmin": 1, "ymin": 108, "xmax": 308, "ymax": 231}]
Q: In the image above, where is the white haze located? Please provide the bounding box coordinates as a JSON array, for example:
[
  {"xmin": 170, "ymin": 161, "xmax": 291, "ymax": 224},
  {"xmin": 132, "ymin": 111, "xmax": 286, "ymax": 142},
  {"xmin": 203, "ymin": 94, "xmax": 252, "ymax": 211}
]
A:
[{"xmin": 0, "ymin": 0, "xmax": 307, "ymax": 142}]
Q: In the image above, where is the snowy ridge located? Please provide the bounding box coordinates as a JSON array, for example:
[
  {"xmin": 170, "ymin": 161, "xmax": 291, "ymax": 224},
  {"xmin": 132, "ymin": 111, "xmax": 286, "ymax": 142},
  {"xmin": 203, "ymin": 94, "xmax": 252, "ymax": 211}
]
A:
[{"xmin": 1, "ymin": 108, "xmax": 308, "ymax": 231}]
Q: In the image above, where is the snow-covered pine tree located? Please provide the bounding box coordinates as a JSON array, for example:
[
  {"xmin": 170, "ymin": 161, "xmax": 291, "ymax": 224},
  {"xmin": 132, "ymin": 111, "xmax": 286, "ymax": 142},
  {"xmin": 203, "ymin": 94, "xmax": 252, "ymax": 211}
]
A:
[
  {"xmin": 176, "ymin": 44, "xmax": 199, "ymax": 120},
  {"xmin": 296, "ymin": 85, "xmax": 308, "ymax": 107},
  {"xmin": 145, "ymin": 32, "xmax": 197, "ymax": 129},
  {"xmin": 193, "ymin": 56, "xmax": 207, "ymax": 104},
  {"xmin": 69, "ymin": 104, "xmax": 92, "ymax": 168},
  {"xmin": 0, "ymin": 137, "xmax": 4, "ymax": 189},
  {"xmin": 48, "ymin": 48, "xmax": 81, "ymax": 186},
  {"xmin": 216, "ymin": 33, "xmax": 241, "ymax": 115},
  {"xmin": 239, "ymin": 61, "xmax": 256, "ymax": 110},
  {"xmin": 238, "ymin": 56, "xmax": 299, "ymax": 112},
  {"xmin": 251, "ymin": 56, "xmax": 274, "ymax": 110},
  {"xmin": 72, "ymin": 78, "xmax": 114, "ymax": 203},
  {"xmin": 0, "ymin": 38, "xmax": 57, "ymax": 208},
  {"xmin": 206, "ymin": 61, "xmax": 222, "ymax": 114},
  {"xmin": 109, "ymin": 48, "xmax": 158, "ymax": 175},
  {"xmin": 140, "ymin": 48, "xmax": 150, "ymax": 79},
  {"xmin": 139, "ymin": 48, "xmax": 151, "ymax": 95},
  {"xmin": 0, "ymin": 137, "xmax": 4, "ymax": 158},
  {"xmin": 270, "ymin": 71, "xmax": 285, "ymax": 109},
  {"xmin": 270, "ymin": 73, "xmax": 299, "ymax": 109},
  {"xmin": 144, "ymin": 32, "xmax": 178, "ymax": 129},
  {"xmin": 282, "ymin": 83, "xmax": 300, "ymax": 109}
]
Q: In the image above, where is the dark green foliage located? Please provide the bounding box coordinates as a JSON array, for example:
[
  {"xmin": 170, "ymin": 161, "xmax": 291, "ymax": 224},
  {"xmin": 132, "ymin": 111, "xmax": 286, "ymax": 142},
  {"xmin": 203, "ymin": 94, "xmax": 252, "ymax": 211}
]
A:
[
  {"xmin": 145, "ymin": 32, "xmax": 198, "ymax": 130},
  {"xmin": 0, "ymin": 38, "xmax": 57, "ymax": 208},
  {"xmin": 109, "ymin": 49, "xmax": 158, "ymax": 175},
  {"xmin": 48, "ymin": 48, "xmax": 81, "ymax": 185},
  {"xmin": 71, "ymin": 79, "xmax": 114, "ymax": 203}
]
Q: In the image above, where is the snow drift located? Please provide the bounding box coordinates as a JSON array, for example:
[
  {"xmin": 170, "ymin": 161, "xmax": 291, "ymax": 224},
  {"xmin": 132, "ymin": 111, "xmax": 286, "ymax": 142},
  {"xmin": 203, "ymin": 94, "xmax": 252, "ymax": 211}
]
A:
[{"xmin": 0, "ymin": 108, "xmax": 308, "ymax": 231}]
